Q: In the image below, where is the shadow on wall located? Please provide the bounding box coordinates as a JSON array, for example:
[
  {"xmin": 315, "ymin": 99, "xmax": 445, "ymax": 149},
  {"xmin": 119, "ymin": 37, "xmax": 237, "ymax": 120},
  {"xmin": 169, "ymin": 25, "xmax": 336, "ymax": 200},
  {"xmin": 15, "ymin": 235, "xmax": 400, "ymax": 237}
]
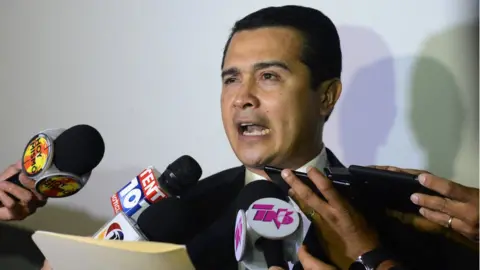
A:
[
  {"xmin": 337, "ymin": 26, "xmax": 396, "ymax": 166},
  {"xmin": 409, "ymin": 57, "xmax": 464, "ymax": 179},
  {"xmin": 0, "ymin": 206, "xmax": 106, "ymax": 270},
  {"xmin": 409, "ymin": 22, "xmax": 478, "ymax": 180}
]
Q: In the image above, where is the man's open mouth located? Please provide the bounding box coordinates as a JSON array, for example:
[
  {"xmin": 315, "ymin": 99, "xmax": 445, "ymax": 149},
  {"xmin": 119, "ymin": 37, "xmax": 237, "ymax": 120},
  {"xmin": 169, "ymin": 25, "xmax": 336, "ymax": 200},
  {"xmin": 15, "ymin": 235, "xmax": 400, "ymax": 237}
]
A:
[{"xmin": 237, "ymin": 123, "xmax": 271, "ymax": 136}]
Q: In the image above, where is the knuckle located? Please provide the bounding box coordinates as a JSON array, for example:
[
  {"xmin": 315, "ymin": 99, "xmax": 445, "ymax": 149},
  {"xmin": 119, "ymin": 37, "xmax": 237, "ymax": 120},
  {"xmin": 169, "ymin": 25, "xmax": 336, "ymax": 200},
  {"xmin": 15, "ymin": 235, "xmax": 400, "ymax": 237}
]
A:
[
  {"xmin": 422, "ymin": 209, "xmax": 433, "ymax": 220},
  {"xmin": 303, "ymin": 188, "xmax": 315, "ymax": 203},
  {"xmin": 324, "ymin": 210, "xmax": 338, "ymax": 223},
  {"xmin": 3, "ymin": 200, "xmax": 15, "ymax": 209},
  {"xmin": 444, "ymin": 181, "xmax": 455, "ymax": 196},
  {"xmin": 23, "ymin": 191, "xmax": 34, "ymax": 202}
]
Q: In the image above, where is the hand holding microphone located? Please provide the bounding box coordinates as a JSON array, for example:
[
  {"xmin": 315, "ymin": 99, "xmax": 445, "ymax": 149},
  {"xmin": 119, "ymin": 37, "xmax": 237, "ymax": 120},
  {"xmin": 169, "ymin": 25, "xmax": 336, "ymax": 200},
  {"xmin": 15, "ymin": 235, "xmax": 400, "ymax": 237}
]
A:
[
  {"xmin": 0, "ymin": 124, "xmax": 105, "ymax": 221},
  {"xmin": 5, "ymin": 124, "xmax": 105, "ymax": 197}
]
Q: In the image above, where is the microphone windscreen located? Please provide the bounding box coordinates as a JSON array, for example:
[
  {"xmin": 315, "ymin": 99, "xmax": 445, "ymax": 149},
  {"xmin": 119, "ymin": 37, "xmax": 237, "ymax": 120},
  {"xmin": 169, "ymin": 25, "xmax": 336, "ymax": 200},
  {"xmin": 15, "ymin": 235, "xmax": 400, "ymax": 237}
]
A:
[
  {"xmin": 234, "ymin": 180, "xmax": 290, "ymax": 269},
  {"xmin": 159, "ymin": 155, "xmax": 202, "ymax": 196},
  {"xmin": 53, "ymin": 124, "xmax": 105, "ymax": 175},
  {"xmin": 137, "ymin": 197, "xmax": 198, "ymax": 244},
  {"xmin": 186, "ymin": 202, "xmax": 239, "ymax": 270},
  {"xmin": 236, "ymin": 180, "xmax": 288, "ymax": 211}
]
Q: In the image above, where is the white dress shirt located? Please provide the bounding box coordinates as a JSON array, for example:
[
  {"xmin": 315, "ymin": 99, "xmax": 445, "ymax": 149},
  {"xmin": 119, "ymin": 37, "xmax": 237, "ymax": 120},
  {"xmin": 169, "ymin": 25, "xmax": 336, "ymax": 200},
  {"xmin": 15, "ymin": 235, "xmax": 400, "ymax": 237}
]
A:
[{"xmin": 240, "ymin": 147, "xmax": 329, "ymax": 270}]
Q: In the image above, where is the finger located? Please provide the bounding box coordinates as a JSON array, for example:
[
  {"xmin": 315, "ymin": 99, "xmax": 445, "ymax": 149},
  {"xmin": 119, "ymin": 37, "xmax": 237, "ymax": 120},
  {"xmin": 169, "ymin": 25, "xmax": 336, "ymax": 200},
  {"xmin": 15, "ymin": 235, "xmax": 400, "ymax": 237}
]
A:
[
  {"xmin": 19, "ymin": 173, "xmax": 36, "ymax": 190},
  {"xmin": 419, "ymin": 207, "xmax": 479, "ymax": 242},
  {"xmin": 298, "ymin": 245, "xmax": 334, "ymax": 270},
  {"xmin": 306, "ymin": 167, "xmax": 347, "ymax": 210},
  {"xmin": 0, "ymin": 181, "xmax": 33, "ymax": 202},
  {"xmin": 288, "ymin": 189, "xmax": 311, "ymax": 212},
  {"xmin": 387, "ymin": 209, "xmax": 478, "ymax": 251},
  {"xmin": 368, "ymin": 165, "xmax": 430, "ymax": 175},
  {"xmin": 0, "ymin": 191, "xmax": 27, "ymax": 221},
  {"xmin": 19, "ymin": 173, "xmax": 47, "ymax": 203},
  {"xmin": 411, "ymin": 193, "xmax": 464, "ymax": 218},
  {"xmin": 419, "ymin": 207, "xmax": 456, "ymax": 228},
  {"xmin": 282, "ymin": 169, "xmax": 331, "ymax": 213},
  {"xmin": 0, "ymin": 163, "xmax": 22, "ymax": 181},
  {"xmin": 418, "ymin": 174, "xmax": 469, "ymax": 202},
  {"xmin": 0, "ymin": 190, "xmax": 16, "ymax": 209},
  {"xmin": 386, "ymin": 209, "xmax": 444, "ymax": 234}
]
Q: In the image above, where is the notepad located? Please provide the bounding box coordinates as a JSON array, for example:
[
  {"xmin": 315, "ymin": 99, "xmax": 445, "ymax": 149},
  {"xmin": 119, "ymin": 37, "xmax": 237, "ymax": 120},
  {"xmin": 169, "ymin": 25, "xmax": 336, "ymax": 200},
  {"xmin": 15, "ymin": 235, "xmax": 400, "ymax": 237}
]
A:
[{"xmin": 32, "ymin": 230, "xmax": 195, "ymax": 270}]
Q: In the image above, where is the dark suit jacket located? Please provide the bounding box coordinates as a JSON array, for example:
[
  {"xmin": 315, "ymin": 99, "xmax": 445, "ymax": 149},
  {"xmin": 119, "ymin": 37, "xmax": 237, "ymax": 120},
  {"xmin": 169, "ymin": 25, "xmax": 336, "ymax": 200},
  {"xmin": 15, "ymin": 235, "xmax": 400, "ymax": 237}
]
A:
[{"xmin": 183, "ymin": 148, "xmax": 478, "ymax": 270}]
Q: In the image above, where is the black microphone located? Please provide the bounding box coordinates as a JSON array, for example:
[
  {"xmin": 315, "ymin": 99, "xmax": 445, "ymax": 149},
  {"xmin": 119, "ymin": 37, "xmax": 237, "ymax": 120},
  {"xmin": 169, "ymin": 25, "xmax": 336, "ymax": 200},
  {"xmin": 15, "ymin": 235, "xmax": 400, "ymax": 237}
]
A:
[
  {"xmin": 325, "ymin": 165, "xmax": 444, "ymax": 213},
  {"xmin": 137, "ymin": 197, "xmax": 199, "ymax": 244},
  {"xmin": 7, "ymin": 124, "xmax": 105, "ymax": 198},
  {"xmin": 185, "ymin": 201, "xmax": 239, "ymax": 270},
  {"xmin": 93, "ymin": 155, "xmax": 203, "ymax": 243},
  {"xmin": 110, "ymin": 155, "xmax": 203, "ymax": 221}
]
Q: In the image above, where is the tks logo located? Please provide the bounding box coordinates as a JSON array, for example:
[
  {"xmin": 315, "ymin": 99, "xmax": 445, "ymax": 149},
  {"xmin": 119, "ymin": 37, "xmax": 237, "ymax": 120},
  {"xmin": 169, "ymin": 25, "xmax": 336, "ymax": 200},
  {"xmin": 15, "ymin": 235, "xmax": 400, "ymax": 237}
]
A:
[{"xmin": 251, "ymin": 204, "xmax": 295, "ymax": 229}]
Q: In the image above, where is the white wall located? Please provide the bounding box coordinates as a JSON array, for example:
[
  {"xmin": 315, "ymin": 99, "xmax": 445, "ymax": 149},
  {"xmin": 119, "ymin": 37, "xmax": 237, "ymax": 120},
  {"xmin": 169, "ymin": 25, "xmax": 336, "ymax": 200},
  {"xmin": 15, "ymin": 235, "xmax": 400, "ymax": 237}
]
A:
[{"xmin": 0, "ymin": 1, "xmax": 477, "ymax": 263}]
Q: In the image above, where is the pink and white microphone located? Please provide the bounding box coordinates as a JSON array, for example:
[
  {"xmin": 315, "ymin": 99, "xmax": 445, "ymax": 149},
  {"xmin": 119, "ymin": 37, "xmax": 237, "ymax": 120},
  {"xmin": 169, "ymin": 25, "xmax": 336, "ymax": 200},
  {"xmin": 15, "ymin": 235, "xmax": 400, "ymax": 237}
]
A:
[{"xmin": 234, "ymin": 197, "xmax": 304, "ymax": 270}]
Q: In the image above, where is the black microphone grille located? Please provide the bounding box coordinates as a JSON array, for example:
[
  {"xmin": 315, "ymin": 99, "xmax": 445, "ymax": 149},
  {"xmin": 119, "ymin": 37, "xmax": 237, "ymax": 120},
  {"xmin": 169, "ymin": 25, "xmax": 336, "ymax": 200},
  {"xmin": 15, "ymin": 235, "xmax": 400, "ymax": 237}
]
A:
[
  {"xmin": 137, "ymin": 197, "xmax": 198, "ymax": 244},
  {"xmin": 167, "ymin": 155, "xmax": 202, "ymax": 185},
  {"xmin": 53, "ymin": 124, "xmax": 105, "ymax": 176}
]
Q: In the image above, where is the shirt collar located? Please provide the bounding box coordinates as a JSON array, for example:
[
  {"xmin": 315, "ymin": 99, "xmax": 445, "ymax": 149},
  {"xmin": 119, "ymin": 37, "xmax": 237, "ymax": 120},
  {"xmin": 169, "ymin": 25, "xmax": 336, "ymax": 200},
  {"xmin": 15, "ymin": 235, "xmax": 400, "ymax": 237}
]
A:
[{"xmin": 245, "ymin": 147, "xmax": 328, "ymax": 184}]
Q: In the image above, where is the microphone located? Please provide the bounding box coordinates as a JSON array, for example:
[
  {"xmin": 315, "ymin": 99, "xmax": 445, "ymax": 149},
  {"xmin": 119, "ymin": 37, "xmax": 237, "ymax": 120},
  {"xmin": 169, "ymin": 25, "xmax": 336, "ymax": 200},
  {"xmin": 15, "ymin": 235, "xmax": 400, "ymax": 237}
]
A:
[
  {"xmin": 137, "ymin": 197, "xmax": 199, "ymax": 244},
  {"xmin": 110, "ymin": 155, "xmax": 202, "ymax": 221},
  {"xmin": 93, "ymin": 197, "xmax": 196, "ymax": 243},
  {"xmin": 234, "ymin": 180, "xmax": 303, "ymax": 270},
  {"xmin": 6, "ymin": 124, "xmax": 105, "ymax": 198},
  {"xmin": 325, "ymin": 165, "xmax": 444, "ymax": 213},
  {"xmin": 93, "ymin": 211, "xmax": 147, "ymax": 241},
  {"xmin": 185, "ymin": 201, "xmax": 239, "ymax": 270}
]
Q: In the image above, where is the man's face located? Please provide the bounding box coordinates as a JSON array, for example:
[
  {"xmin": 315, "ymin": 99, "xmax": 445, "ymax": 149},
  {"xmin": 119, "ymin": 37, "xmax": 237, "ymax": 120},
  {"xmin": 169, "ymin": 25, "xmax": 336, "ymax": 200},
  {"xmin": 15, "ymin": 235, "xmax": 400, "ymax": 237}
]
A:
[{"xmin": 221, "ymin": 27, "xmax": 325, "ymax": 169}]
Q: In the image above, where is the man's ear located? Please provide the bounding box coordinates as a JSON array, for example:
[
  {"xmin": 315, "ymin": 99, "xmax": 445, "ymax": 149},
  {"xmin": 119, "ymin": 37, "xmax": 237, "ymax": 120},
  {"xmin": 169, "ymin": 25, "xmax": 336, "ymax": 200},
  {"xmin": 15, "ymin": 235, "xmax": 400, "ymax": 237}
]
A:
[{"xmin": 317, "ymin": 78, "xmax": 342, "ymax": 118}]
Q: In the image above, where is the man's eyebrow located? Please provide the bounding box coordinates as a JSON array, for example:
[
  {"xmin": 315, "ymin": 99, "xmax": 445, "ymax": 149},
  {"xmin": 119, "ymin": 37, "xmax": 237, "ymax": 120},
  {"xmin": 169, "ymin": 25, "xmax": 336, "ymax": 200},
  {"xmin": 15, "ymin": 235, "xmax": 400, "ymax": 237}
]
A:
[
  {"xmin": 221, "ymin": 67, "xmax": 240, "ymax": 79},
  {"xmin": 253, "ymin": 61, "xmax": 291, "ymax": 72},
  {"xmin": 221, "ymin": 61, "xmax": 291, "ymax": 79}
]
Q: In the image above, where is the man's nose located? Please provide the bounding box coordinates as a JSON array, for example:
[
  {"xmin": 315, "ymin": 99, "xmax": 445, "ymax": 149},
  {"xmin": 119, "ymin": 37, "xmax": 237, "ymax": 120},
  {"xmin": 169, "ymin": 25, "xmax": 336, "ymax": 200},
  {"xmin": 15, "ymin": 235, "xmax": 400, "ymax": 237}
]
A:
[{"xmin": 233, "ymin": 82, "xmax": 260, "ymax": 109}]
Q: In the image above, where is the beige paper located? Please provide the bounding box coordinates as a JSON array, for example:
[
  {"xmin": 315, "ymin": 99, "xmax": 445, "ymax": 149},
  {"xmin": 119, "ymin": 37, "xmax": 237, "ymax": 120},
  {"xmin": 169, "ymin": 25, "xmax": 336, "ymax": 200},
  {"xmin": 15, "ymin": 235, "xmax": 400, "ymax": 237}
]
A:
[{"xmin": 32, "ymin": 230, "xmax": 195, "ymax": 270}]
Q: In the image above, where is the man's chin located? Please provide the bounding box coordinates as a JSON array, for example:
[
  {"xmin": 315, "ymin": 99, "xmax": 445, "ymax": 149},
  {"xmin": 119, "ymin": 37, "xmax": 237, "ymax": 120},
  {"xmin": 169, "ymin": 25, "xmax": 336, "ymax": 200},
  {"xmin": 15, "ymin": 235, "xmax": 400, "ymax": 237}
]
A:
[{"xmin": 237, "ymin": 155, "xmax": 273, "ymax": 170}]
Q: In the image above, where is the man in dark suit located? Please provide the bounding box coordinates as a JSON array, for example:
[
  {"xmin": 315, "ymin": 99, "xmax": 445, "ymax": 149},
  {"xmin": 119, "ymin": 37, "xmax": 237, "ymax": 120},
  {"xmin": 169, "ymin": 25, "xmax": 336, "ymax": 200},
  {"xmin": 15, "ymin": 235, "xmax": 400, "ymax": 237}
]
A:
[{"xmin": 182, "ymin": 5, "xmax": 478, "ymax": 270}]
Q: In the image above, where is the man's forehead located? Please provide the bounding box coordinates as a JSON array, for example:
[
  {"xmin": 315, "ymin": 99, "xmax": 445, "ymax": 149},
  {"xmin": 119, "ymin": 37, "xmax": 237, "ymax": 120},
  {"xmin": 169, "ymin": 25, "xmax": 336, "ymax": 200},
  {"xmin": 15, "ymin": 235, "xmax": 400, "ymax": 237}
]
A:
[{"xmin": 223, "ymin": 27, "xmax": 303, "ymax": 69}]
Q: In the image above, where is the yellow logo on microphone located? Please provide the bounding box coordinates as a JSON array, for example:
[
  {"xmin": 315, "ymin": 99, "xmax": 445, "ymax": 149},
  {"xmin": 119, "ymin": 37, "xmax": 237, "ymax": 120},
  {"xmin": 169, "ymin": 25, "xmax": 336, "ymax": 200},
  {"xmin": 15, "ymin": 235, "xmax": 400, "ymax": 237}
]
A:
[
  {"xmin": 22, "ymin": 134, "xmax": 51, "ymax": 177},
  {"xmin": 36, "ymin": 176, "xmax": 81, "ymax": 198}
]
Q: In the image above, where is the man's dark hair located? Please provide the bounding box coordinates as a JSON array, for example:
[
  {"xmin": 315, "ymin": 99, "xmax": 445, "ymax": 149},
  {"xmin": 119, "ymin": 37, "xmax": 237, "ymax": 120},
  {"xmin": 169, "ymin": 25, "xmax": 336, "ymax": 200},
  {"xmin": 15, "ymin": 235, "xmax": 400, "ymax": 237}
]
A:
[
  {"xmin": 221, "ymin": 5, "xmax": 342, "ymax": 121},
  {"xmin": 221, "ymin": 5, "xmax": 342, "ymax": 88}
]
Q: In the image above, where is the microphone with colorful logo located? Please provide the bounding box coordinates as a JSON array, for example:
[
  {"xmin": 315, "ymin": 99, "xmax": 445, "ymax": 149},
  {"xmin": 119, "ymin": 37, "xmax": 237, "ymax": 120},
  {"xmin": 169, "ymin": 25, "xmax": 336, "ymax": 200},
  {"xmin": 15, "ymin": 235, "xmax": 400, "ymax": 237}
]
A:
[
  {"xmin": 92, "ymin": 156, "xmax": 202, "ymax": 242},
  {"xmin": 110, "ymin": 155, "xmax": 202, "ymax": 222},
  {"xmin": 93, "ymin": 195, "xmax": 200, "ymax": 243},
  {"xmin": 234, "ymin": 180, "xmax": 304, "ymax": 270},
  {"xmin": 93, "ymin": 211, "xmax": 147, "ymax": 241},
  {"xmin": 5, "ymin": 124, "xmax": 105, "ymax": 198}
]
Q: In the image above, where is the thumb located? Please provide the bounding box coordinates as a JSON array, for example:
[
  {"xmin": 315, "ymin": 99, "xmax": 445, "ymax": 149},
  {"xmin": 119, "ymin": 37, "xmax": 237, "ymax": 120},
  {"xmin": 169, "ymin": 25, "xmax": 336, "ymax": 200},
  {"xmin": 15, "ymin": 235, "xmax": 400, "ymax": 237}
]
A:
[{"xmin": 298, "ymin": 245, "xmax": 334, "ymax": 270}]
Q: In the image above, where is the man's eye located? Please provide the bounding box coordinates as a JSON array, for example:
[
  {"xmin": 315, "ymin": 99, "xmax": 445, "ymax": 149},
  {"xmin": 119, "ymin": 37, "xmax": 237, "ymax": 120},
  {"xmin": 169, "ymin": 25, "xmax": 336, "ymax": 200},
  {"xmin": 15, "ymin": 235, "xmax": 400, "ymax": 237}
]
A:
[
  {"xmin": 261, "ymin": 73, "xmax": 278, "ymax": 80},
  {"xmin": 224, "ymin": 77, "xmax": 237, "ymax": 84}
]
